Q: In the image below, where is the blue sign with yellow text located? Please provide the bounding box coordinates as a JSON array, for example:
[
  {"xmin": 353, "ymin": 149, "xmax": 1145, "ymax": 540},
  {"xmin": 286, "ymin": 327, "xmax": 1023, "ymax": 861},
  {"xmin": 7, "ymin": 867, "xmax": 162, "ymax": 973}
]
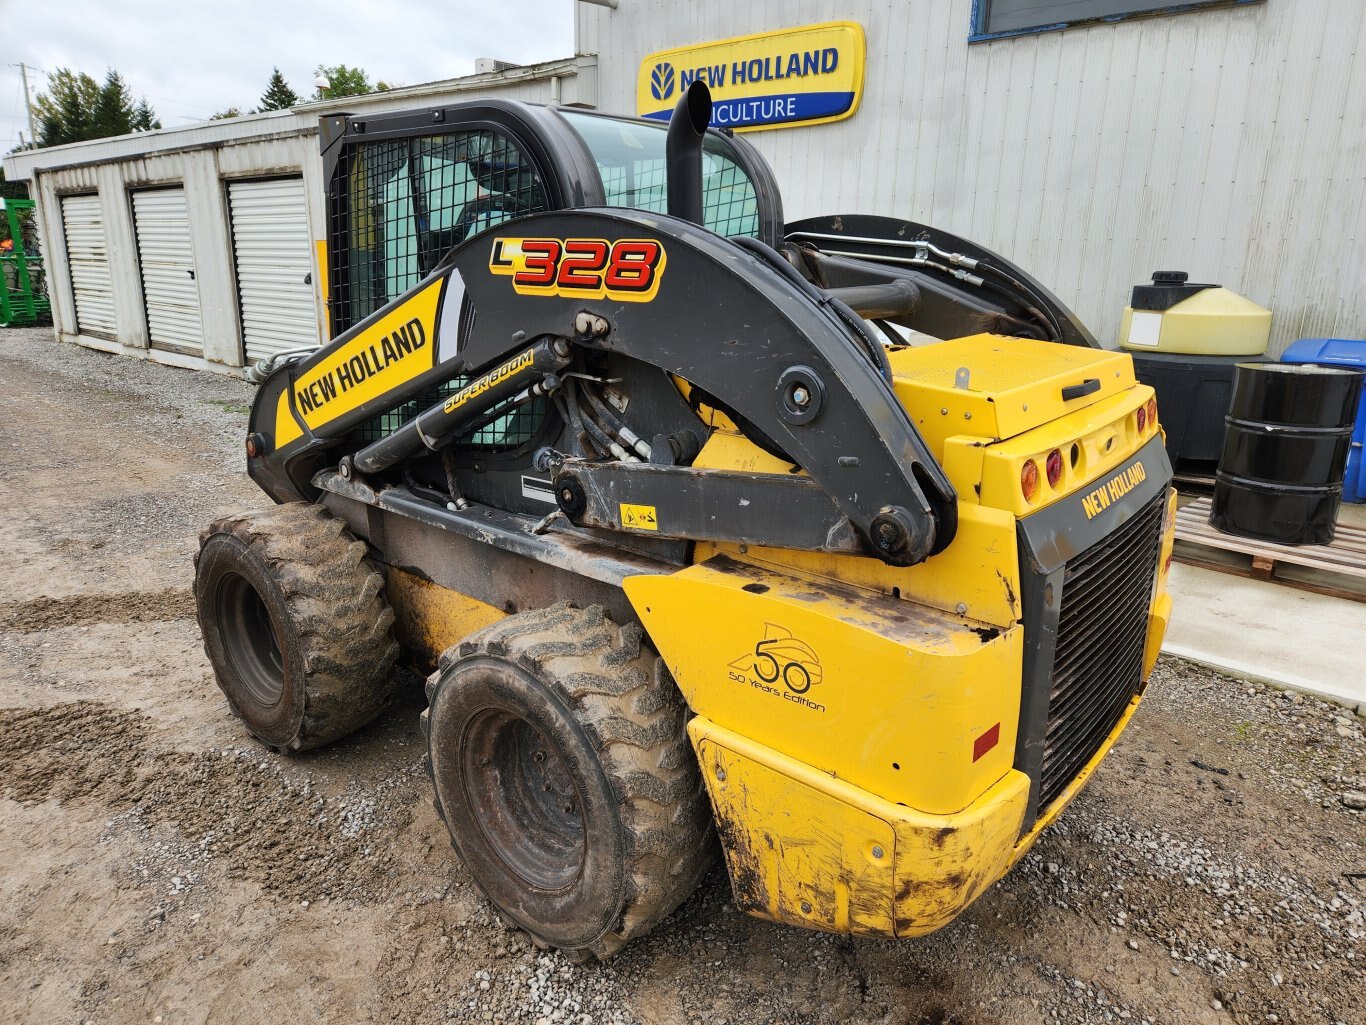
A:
[{"xmin": 636, "ymin": 22, "xmax": 866, "ymax": 132}]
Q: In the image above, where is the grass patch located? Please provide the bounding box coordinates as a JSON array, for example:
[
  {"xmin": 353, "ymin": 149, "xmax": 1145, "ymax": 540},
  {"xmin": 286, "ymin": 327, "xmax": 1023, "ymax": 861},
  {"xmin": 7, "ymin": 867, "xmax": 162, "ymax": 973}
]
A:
[{"xmin": 209, "ymin": 400, "xmax": 252, "ymax": 415}]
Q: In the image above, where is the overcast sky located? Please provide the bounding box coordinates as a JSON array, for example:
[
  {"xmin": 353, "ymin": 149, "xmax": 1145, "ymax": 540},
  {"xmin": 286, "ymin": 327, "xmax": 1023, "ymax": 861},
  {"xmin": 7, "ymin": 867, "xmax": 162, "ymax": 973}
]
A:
[{"xmin": 0, "ymin": 0, "xmax": 575, "ymax": 150}]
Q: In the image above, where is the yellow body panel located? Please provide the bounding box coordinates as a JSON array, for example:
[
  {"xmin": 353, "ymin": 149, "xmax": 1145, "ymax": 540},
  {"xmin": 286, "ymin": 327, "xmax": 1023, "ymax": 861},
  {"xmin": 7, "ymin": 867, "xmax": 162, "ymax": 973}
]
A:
[
  {"xmin": 693, "ymin": 500, "xmax": 1021, "ymax": 627},
  {"xmin": 627, "ymin": 338, "xmax": 1177, "ymax": 939},
  {"xmin": 973, "ymin": 384, "xmax": 1159, "ymax": 516},
  {"xmin": 693, "ymin": 685, "xmax": 1147, "ymax": 938},
  {"xmin": 625, "ymin": 558, "xmax": 1023, "ymax": 815},
  {"xmin": 384, "ymin": 568, "xmax": 507, "ymax": 672},
  {"xmin": 889, "ymin": 335, "xmax": 1134, "ymax": 451}
]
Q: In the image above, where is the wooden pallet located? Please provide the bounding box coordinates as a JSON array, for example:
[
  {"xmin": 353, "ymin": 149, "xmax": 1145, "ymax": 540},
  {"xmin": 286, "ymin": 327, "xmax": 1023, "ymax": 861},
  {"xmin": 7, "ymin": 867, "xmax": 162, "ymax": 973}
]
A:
[{"xmin": 1173, "ymin": 495, "xmax": 1366, "ymax": 602}]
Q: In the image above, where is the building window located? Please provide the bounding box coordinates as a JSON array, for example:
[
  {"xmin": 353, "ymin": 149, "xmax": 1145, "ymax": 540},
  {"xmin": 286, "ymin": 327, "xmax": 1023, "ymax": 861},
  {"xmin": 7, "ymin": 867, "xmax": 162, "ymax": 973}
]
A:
[{"xmin": 971, "ymin": 0, "xmax": 1264, "ymax": 41}]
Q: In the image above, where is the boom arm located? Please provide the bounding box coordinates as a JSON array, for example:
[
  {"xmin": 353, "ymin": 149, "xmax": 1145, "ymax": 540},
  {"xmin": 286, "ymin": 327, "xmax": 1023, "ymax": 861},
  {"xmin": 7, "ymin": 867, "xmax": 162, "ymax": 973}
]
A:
[{"xmin": 441, "ymin": 208, "xmax": 958, "ymax": 565}]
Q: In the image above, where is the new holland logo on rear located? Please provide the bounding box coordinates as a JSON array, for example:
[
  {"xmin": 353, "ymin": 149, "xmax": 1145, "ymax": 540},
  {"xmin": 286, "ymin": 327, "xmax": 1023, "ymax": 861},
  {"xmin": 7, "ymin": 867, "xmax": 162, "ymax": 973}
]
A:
[{"xmin": 1081, "ymin": 460, "xmax": 1148, "ymax": 520}]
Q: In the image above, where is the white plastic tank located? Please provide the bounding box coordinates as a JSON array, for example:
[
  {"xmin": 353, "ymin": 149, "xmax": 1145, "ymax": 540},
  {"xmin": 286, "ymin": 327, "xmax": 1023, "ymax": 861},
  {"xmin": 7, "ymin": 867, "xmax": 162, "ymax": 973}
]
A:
[{"xmin": 1119, "ymin": 271, "xmax": 1271, "ymax": 356}]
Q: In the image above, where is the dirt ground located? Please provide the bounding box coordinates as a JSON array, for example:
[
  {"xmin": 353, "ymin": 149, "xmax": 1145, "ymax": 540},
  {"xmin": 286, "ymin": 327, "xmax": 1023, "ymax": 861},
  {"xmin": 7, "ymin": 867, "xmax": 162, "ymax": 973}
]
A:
[{"xmin": 0, "ymin": 326, "xmax": 1361, "ymax": 1025}]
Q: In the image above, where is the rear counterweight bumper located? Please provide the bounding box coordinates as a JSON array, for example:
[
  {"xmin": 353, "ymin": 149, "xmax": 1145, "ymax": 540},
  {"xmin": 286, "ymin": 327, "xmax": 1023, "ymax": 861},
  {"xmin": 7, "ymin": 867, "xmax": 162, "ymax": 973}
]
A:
[{"xmin": 690, "ymin": 693, "xmax": 1143, "ymax": 938}]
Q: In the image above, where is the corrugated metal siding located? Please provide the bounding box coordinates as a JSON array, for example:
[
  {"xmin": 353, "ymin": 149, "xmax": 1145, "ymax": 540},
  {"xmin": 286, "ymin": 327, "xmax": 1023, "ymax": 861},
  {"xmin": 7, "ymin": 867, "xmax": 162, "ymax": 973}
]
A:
[
  {"xmin": 228, "ymin": 177, "xmax": 318, "ymax": 361},
  {"xmin": 59, "ymin": 194, "xmax": 116, "ymax": 337},
  {"xmin": 132, "ymin": 188, "xmax": 204, "ymax": 354},
  {"xmin": 577, "ymin": 0, "xmax": 1365, "ymax": 355}
]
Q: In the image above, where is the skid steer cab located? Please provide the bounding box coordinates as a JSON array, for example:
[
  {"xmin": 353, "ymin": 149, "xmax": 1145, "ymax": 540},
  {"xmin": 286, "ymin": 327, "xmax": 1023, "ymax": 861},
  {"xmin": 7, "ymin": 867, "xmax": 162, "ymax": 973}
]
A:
[{"xmin": 195, "ymin": 82, "xmax": 1175, "ymax": 958}]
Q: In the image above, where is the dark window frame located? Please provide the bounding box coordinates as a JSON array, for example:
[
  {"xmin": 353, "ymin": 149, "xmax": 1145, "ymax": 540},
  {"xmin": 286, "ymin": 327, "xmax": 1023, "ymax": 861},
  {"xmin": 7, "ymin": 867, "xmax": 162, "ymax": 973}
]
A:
[{"xmin": 969, "ymin": 0, "xmax": 1265, "ymax": 43}]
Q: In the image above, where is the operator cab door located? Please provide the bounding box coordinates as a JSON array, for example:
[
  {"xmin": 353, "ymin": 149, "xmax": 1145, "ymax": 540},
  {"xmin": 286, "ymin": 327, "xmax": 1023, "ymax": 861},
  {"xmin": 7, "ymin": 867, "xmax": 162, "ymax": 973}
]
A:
[
  {"xmin": 132, "ymin": 187, "xmax": 204, "ymax": 357},
  {"xmin": 327, "ymin": 116, "xmax": 550, "ymax": 337}
]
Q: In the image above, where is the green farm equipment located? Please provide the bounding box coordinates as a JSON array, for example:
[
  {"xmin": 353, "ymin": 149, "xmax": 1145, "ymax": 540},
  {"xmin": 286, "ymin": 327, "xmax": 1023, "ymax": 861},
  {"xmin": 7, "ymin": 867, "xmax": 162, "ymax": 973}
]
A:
[{"xmin": 0, "ymin": 197, "xmax": 50, "ymax": 327}]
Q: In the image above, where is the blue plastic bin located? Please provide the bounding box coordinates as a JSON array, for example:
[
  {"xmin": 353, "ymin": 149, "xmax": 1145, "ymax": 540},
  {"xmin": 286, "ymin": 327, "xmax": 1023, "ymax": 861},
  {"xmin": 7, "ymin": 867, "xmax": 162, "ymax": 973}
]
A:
[{"xmin": 1281, "ymin": 338, "xmax": 1366, "ymax": 502}]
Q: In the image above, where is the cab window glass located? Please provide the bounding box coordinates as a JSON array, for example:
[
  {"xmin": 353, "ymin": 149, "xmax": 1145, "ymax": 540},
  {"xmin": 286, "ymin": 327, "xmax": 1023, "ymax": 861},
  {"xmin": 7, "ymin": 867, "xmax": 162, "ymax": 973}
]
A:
[{"xmin": 561, "ymin": 112, "xmax": 760, "ymax": 239}]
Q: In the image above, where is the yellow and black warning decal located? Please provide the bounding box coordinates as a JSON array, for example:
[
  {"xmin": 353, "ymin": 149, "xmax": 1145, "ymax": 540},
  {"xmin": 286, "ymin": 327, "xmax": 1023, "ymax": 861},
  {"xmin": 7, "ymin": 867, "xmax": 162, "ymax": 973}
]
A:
[
  {"xmin": 620, "ymin": 503, "xmax": 659, "ymax": 530},
  {"xmin": 489, "ymin": 237, "xmax": 666, "ymax": 302},
  {"xmin": 275, "ymin": 278, "xmax": 445, "ymax": 446}
]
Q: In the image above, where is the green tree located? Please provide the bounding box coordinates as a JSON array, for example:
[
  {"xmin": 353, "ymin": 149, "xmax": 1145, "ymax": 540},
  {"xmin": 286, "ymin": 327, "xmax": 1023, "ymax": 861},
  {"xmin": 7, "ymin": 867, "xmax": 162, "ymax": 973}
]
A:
[
  {"xmin": 131, "ymin": 98, "xmax": 160, "ymax": 132},
  {"xmin": 91, "ymin": 70, "xmax": 135, "ymax": 138},
  {"xmin": 33, "ymin": 68, "xmax": 159, "ymax": 145},
  {"xmin": 210, "ymin": 106, "xmax": 246, "ymax": 120},
  {"xmin": 0, "ymin": 163, "xmax": 29, "ymax": 201},
  {"xmin": 313, "ymin": 64, "xmax": 374, "ymax": 100},
  {"xmin": 33, "ymin": 69, "xmax": 99, "ymax": 146},
  {"xmin": 259, "ymin": 67, "xmax": 300, "ymax": 111}
]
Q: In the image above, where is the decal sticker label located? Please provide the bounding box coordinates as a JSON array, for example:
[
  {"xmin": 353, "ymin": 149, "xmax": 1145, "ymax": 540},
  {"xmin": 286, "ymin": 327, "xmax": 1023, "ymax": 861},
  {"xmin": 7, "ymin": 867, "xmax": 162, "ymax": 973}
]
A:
[
  {"xmin": 521, "ymin": 476, "xmax": 557, "ymax": 505},
  {"xmin": 276, "ymin": 277, "xmax": 445, "ymax": 446},
  {"xmin": 620, "ymin": 503, "xmax": 659, "ymax": 531},
  {"xmin": 1080, "ymin": 459, "xmax": 1148, "ymax": 520},
  {"xmin": 490, "ymin": 237, "xmax": 666, "ymax": 302},
  {"xmin": 442, "ymin": 349, "xmax": 535, "ymax": 415},
  {"xmin": 727, "ymin": 623, "xmax": 826, "ymax": 713}
]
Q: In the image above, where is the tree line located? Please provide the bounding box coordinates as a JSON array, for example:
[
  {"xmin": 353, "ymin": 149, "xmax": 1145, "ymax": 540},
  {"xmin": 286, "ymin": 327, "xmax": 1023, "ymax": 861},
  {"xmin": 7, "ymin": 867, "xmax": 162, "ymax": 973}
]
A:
[
  {"xmin": 210, "ymin": 65, "xmax": 392, "ymax": 120},
  {"xmin": 31, "ymin": 69, "xmax": 160, "ymax": 148},
  {"xmin": 28, "ymin": 64, "xmax": 391, "ymax": 147}
]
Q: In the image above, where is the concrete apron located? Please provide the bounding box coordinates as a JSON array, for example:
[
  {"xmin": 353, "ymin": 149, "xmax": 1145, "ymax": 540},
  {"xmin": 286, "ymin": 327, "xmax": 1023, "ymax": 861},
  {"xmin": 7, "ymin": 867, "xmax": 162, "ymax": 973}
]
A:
[{"xmin": 1162, "ymin": 562, "xmax": 1366, "ymax": 713}]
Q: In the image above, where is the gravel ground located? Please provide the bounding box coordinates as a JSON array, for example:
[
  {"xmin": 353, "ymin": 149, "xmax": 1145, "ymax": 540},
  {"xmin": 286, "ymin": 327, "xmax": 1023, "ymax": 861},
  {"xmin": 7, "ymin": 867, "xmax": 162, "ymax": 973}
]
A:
[{"xmin": 0, "ymin": 326, "xmax": 1361, "ymax": 1025}]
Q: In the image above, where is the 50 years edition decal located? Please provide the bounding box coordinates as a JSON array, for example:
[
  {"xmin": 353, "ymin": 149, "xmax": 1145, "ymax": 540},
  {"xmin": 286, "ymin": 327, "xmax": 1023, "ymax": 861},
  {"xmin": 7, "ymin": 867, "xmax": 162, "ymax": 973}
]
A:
[
  {"xmin": 727, "ymin": 623, "xmax": 826, "ymax": 713},
  {"xmin": 490, "ymin": 237, "xmax": 666, "ymax": 301}
]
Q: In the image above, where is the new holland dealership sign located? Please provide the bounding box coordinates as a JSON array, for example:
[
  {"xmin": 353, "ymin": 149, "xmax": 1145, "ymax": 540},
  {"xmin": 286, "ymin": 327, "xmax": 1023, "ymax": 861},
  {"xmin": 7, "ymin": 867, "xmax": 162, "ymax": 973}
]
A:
[{"xmin": 637, "ymin": 21, "xmax": 866, "ymax": 132}]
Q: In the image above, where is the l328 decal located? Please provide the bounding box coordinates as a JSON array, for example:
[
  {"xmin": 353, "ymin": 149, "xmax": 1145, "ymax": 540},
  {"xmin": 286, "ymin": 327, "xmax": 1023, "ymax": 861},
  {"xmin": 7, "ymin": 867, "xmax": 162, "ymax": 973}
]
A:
[{"xmin": 490, "ymin": 237, "xmax": 666, "ymax": 302}]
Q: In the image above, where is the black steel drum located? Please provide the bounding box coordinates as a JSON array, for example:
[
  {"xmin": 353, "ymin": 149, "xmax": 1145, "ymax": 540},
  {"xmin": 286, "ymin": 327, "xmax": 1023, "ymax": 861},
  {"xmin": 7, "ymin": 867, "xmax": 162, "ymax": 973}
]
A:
[{"xmin": 1210, "ymin": 362, "xmax": 1364, "ymax": 545}]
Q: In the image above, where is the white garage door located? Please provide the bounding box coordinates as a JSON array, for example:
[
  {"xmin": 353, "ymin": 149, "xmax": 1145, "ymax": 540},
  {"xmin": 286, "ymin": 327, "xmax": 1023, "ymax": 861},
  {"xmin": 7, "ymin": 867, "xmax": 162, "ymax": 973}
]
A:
[
  {"xmin": 228, "ymin": 178, "xmax": 318, "ymax": 362},
  {"xmin": 132, "ymin": 188, "xmax": 203, "ymax": 355},
  {"xmin": 60, "ymin": 194, "xmax": 116, "ymax": 338}
]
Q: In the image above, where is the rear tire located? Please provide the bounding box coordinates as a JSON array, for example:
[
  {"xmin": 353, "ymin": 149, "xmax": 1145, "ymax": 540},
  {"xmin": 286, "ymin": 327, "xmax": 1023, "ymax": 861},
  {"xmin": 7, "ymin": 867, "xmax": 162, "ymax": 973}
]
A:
[
  {"xmin": 194, "ymin": 502, "xmax": 399, "ymax": 751},
  {"xmin": 423, "ymin": 603, "xmax": 714, "ymax": 959}
]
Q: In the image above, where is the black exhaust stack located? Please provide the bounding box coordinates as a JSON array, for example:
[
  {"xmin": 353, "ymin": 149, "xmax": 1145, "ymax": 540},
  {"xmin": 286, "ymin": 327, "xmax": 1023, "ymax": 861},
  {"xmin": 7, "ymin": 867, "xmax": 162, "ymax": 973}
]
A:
[{"xmin": 666, "ymin": 80, "xmax": 712, "ymax": 225}]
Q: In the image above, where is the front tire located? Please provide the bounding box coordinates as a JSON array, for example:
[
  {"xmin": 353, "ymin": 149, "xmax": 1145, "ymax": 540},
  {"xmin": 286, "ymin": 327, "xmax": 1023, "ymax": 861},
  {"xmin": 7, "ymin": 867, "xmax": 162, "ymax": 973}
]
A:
[
  {"xmin": 194, "ymin": 502, "xmax": 399, "ymax": 751},
  {"xmin": 423, "ymin": 603, "xmax": 714, "ymax": 959}
]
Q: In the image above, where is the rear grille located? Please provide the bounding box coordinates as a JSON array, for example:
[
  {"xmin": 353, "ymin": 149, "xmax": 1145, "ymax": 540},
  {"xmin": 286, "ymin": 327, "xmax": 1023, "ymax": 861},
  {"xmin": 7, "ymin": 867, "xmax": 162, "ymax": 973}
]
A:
[{"xmin": 1038, "ymin": 494, "xmax": 1164, "ymax": 809}]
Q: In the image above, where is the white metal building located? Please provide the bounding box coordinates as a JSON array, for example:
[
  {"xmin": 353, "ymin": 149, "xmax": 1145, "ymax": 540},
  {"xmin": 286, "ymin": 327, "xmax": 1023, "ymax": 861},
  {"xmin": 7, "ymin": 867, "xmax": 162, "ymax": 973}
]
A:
[
  {"xmin": 5, "ymin": 0, "xmax": 1363, "ymax": 368},
  {"xmin": 2, "ymin": 57, "xmax": 595, "ymax": 373}
]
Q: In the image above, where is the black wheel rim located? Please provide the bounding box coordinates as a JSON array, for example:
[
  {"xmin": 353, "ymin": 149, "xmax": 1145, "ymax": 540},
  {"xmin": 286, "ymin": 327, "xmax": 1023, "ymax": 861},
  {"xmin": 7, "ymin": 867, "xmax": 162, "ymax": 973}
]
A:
[
  {"xmin": 215, "ymin": 572, "xmax": 285, "ymax": 708},
  {"xmin": 462, "ymin": 708, "xmax": 586, "ymax": 890}
]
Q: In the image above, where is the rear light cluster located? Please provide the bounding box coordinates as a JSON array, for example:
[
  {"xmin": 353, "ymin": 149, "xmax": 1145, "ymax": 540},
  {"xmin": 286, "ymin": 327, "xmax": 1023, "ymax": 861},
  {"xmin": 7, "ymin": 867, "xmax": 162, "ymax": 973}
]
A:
[
  {"xmin": 1022, "ymin": 447, "xmax": 1066, "ymax": 503},
  {"xmin": 1021, "ymin": 400, "xmax": 1160, "ymax": 505},
  {"xmin": 1137, "ymin": 397, "xmax": 1158, "ymax": 434}
]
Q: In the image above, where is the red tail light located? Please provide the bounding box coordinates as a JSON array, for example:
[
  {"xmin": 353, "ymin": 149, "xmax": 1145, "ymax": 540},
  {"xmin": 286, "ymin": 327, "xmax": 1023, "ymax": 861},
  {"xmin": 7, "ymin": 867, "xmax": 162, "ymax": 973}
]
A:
[
  {"xmin": 1045, "ymin": 449, "xmax": 1063, "ymax": 488},
  {"xmin": 1136, "ymin": 404, "xmax": 1147, "ymax": 432},
  {"xmin": 1021, "ymin": 460, "xmax": 1040, "ymax": 502}
]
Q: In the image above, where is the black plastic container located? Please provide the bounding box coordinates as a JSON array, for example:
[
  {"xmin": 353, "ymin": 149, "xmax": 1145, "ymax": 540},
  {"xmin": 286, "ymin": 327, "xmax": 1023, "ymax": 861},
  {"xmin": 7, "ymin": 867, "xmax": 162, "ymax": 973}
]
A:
[
  {"xmin": 1131, "ymin": 352, "xmax": 1270, "ymax": 472},
  {"xmin": 1210, "ymin": 363, "xmax": 1364, "ymax": 545}
]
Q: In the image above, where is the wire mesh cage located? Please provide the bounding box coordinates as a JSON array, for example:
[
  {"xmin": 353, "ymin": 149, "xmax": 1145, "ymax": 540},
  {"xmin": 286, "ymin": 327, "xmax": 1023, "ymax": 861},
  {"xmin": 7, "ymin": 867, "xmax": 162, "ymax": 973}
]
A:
[
  {"xmin": 328, "ymin": 130, "xmax": 549, "ymax": 336},
  {"xmin": 329, "ymin": 129, "xmax": 552, "ymax": 450}
]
